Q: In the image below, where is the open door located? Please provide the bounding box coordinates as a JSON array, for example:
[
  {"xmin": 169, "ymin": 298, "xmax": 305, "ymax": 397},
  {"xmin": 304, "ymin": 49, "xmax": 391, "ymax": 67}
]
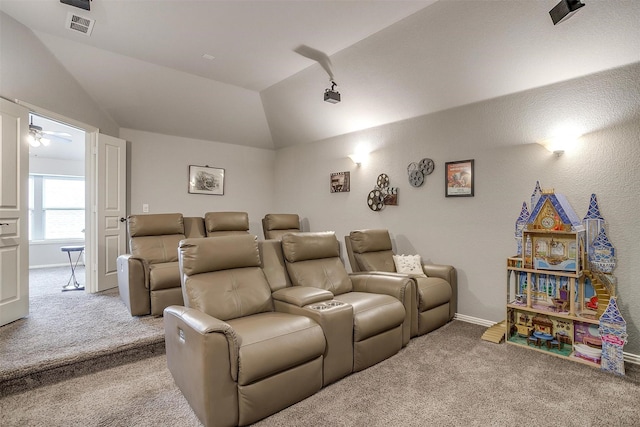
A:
[
  {"xmin": 0, "ymin": 99, "xmax": 29, "ymax": 326},
  {"xmin": 88, "ymin": 133, "xmax": 126, "ymax": 292}
]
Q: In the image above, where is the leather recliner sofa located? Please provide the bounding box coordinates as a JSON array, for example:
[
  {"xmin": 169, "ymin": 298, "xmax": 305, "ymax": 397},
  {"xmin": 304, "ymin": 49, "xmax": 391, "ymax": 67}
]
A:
[
  {"xmin": 164, "ymin": 234, "xmax": 327, "ymax": 427},
  {"xmin": 165, "ymin": 232, "xmax": 415, "ymax": 426},
  {"xmin": 345, "ymin": 229, "xmax": 457, "ymax": 337},
  {"xmin": 278, "ymin": 231, "xmax": 412, "ymax": 370},
  {"xmin": 117, "ymin": 211, "xmax": 249, "ymax": 316}
]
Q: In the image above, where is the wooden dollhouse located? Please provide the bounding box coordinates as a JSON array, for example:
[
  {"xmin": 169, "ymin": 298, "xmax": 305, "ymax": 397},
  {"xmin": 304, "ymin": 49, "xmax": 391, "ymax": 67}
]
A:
[{"xmin": 506, "ymin": 182, "xmax": 625, "ymax": 373}]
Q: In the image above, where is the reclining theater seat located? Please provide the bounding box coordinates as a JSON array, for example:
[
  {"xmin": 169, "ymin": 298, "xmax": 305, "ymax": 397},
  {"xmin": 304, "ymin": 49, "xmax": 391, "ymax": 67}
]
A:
[
  {"xmin": 117, "ymin": 213, "xmax": 194, "ymax": 316},
  {"xmin": 204, "ymin": 211, "xmax": 250, "ymax": 236},
  {"xmin": 345, "ymin": 229, "xmax": 457, "ymax": 337},
  {"xmin": 164, "ymin": 234, "xmax": 326, "ymax": 427},
  {"xmin": 262, "ymin": 213, "xmax": 301, "ymax": 240},
  {"xmin": 259, "ymin": 239, "xmax": 354, "ymax": 386},
  {"xmin": 281, "ymin": 231, "xmax": 410, "ymax": 372}
]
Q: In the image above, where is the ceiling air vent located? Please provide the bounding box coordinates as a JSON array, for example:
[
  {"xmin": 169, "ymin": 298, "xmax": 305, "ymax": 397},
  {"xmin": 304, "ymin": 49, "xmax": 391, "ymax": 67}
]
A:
[{"xmin": 65, "ymin": 12, "xmax": 95, "ymax": 36}]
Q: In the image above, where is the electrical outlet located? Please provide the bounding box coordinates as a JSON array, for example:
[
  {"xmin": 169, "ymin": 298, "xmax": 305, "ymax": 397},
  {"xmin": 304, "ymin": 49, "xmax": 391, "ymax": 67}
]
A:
[{"xmin": 143, "ymin": 204, "xmax": 149, "ymax": 213}]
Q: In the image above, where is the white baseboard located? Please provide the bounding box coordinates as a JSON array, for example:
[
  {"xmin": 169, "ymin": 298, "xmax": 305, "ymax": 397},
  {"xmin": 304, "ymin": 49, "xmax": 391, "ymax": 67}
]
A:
[
  {"xmin": 453, "ymin": 313, "xmax": 639, "ymax": 366},
  {"xmin": 454, "ymin": 313, "xmax": 496, "ymax": 328}
]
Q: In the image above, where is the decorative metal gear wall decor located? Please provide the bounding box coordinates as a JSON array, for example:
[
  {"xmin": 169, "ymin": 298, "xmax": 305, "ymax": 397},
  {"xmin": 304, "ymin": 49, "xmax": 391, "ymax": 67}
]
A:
[
  {"xmin": 407, "ymin": 158, "xmax": 435, "ymax": 187},
  {"xmin": 367, "ymin": 173, "xmax": 398, "ymax": 211}
]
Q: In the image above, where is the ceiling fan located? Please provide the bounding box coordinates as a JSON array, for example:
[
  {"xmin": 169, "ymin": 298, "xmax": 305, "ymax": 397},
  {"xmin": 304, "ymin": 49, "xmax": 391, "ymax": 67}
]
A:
[
  {"xmin": 29, "ymin": 119, "xmax": 72, "ymax": 147},
  {"xmin": 294, "ymin": 45, "xmax": 341, "ymax": 103}
]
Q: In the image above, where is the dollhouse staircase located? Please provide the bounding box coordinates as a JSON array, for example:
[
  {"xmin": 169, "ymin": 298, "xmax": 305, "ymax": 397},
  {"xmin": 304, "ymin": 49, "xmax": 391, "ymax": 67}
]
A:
[
  {"xmin": 584, "ymin": 270, "xmax": 612, "ymax": 319},
  {"xmin": 481, "ymin": 320, "xmax": 506, "ymax": 344}
]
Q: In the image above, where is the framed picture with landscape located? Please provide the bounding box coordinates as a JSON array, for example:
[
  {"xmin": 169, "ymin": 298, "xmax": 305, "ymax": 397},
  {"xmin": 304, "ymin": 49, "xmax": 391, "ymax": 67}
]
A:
[
  {"xmin": 188, "ymin": 165, "xmax": 225, "ymax": 195},
  {"xmin": 445, "ymin": 159, "xmax": 474, "ymax": 197}
]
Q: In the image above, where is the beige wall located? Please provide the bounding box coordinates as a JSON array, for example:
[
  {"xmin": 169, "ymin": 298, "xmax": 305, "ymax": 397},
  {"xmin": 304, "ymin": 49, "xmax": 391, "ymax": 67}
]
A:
[
  {"xmin": 273, "ymin": 63, "xmax": 640, "ymax": 354},
  {"xmin": 0, "ymin": 12, "xmax": 118, "ymax": 136},
  {"xmin": 119, "ymin": 128, "xmax": 276, "ymax": 238}
]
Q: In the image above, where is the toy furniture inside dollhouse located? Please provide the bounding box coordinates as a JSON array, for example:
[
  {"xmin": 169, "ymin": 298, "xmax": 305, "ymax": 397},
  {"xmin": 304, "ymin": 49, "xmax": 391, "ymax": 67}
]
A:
[{"xmin": 506, "ymin": 183, "xmax": 627, "ymax": 375}]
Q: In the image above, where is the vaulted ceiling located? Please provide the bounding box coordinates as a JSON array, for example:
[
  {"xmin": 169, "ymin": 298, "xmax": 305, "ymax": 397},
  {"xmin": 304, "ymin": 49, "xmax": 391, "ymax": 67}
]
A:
[{"xmin": 2, "ymin": 1, "xmax": 639, "ymax": 150}]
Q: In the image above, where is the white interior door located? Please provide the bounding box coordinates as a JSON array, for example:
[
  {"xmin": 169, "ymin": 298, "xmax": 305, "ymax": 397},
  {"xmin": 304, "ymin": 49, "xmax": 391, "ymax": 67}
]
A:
[
  {"xmin": 0, "ymin": 98, "xmax": 29, "ymax": 326},
  {"xmin": 90, "ymin": 133, "xmax": 126, "ymax": 292}
]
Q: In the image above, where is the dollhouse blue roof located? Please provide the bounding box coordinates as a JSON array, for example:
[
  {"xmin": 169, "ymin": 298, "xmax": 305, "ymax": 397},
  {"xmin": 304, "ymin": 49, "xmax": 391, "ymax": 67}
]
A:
[
  {"xmin": 593, "ymin": 227, "xmax": 614, "ymax": 252},
  {"xmin": 515, "ymin": 202, "xmax": 530, "ymax": 229},
  {"xmin": 583, "ymin": 194, "xmax": 604, "ymax": 221},
  {"xmin": 516, "ymin": 202, "xmax": 530, "ymax": 223},
  {"xmin": 530, "ymin": 181, "xmax": 542, "ymax": 210},
  {"xmin": 600, "ymin": 297, "xmax": 626, "ymax": 327},
  {"xmin": 528, "ymin": 192, "xmax": 584, "ymax": 230}
]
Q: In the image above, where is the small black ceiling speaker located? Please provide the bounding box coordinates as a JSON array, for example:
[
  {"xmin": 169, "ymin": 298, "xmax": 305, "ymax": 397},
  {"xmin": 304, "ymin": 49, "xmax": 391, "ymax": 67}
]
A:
[
  {"xmin": 549, "ymin": 0, "xmax": 585, "ymax": 25},
  {"xmin": 60, "ymin": 0, "xmax": 91, "ymax": 11}
]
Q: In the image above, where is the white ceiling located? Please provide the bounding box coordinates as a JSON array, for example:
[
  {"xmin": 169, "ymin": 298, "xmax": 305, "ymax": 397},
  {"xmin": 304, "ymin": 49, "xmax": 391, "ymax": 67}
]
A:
[{"xmin": 2, "ymin": 0, "xmax": 639, "ymax": 151}]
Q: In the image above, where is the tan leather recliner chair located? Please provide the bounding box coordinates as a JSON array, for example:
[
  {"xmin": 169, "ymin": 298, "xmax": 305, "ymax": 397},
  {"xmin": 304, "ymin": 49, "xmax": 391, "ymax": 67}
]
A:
[
  {"xmin": 345, "ymin": 229, "xmax": 457, "ymax": 337},
  {"xmin": 118, "ymin": 213, "xmax": 205, "ymax": 316},
  {"xmin": 164, "ymin": 234, "xmax": 326, "ymax": 427},
  {"xmin": 281, "ymin": 231, "xmax": 411, "ymax": 371},
  {"xmin": 259, "ymin": 239, "xmax": 354, "ymax": 386},
  {"xmin": 204, "ymin": 211, "xmax": 249, "ymax": 236},
  {"xmin": 262, "ymin": 213, "xmax": 301, "ymax": 240}
]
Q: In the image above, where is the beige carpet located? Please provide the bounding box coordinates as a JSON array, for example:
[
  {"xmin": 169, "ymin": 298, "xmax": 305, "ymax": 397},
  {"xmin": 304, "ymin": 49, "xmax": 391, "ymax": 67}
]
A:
[
  {"xmin": 1, "ymin": 321, "xmax": 638, "ymax": 427},
  {"xmin": 0, "ymin": 267, "xmax": 164, "ymax": 393}
]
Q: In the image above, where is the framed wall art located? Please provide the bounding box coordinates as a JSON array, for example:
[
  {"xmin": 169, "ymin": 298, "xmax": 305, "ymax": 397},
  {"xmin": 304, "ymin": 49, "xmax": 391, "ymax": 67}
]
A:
[
  {"xmin": 188, "ymin": 165, "xmax": 225, "ymax": 195},
  {"xmin": 445, "ymin": 159, "xmax": 474, "ymax": 197},
  {"xmin": 330, "ymin": 171, "xmax": 350, "ymax": 193}
]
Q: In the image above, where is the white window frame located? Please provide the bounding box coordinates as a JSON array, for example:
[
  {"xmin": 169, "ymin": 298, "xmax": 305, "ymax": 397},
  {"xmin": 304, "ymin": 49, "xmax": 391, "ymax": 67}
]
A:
[{"xmin": 29, "ymin": 174, "xmax": 85, "ymax": 242}]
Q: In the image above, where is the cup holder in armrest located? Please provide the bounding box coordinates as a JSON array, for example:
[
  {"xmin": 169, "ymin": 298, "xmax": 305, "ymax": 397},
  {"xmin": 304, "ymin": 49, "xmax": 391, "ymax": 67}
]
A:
[
  {"xmin": 326, "ymin": 301, "xmax": 344, "ymax": 307},
  {"xmin": 309, "ymin": 300, "xmax": 344, "ymax": 311}
]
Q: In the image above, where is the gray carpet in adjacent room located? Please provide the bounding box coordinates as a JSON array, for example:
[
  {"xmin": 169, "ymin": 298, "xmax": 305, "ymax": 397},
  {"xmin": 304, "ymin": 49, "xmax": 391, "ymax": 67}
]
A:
[
  {"xmin": 0, "ymin": 267, "xmax": 164, "ymax": 392},
  {"xmin": 1, "ymin": 321, "xmax": 638, "ymax": 427}
]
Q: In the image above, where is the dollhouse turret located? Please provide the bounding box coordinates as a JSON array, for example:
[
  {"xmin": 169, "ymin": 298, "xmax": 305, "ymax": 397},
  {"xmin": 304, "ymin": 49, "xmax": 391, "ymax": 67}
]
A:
[{"xmin": 515, "ymin": 201, "xmax": 530, "ymax": 256}]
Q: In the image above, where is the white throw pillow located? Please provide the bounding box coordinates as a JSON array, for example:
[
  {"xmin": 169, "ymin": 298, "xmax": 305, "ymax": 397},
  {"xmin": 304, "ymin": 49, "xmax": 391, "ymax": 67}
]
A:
[{"xmin": 392, "ymin": 254, "xmax": 427, "ymax": 277}]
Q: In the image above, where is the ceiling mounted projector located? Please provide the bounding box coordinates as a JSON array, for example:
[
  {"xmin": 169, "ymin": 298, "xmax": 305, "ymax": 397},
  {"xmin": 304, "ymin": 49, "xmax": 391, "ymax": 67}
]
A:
[
  {"xmin": 549, "ymin": 0, "xmax": 585, "ymax": 25},
  {"xmin": 324, "ymin": 81, "xmax": 341, "ymax": 104},
  {"xmin": 293, "ymin": 45, "xmax": 342, "ymax": 104}
]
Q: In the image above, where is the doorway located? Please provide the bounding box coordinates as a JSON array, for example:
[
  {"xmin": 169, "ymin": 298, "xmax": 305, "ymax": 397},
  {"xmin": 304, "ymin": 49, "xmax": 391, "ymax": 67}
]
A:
[{"xmin": 28, "ymin": 113, "xmax": 87, "ymax": 296}]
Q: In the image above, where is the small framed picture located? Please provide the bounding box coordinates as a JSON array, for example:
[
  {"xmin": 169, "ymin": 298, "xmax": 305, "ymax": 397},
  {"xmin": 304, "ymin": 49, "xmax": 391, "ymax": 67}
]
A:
[
  {"xmin": 330, "ymin": 171, "xmax": 350, "ymax": 193},
  {"xmin": 445, "ymin": 159, "xmax": 474, "ymax": 197},
  {"xmin": 188, "ymin": 165, "xmax": 224, "ymax": 195}
]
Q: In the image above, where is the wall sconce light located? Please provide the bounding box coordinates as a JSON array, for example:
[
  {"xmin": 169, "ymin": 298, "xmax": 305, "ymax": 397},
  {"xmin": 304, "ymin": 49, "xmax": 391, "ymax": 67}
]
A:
[
  {"xmin": 349, "ymin": 148, "xmax": 371, "ymax": 166},
  {"xmin": 348, "ymin": 152, "xmax": 366, "ymax": 166},
  {"xmin": 538, "ymin": 140, "xmax": 566, "ymax": 157},
  {"xmin": 538, "ymin": 125, "xmax": 582, "ymax": 157}
]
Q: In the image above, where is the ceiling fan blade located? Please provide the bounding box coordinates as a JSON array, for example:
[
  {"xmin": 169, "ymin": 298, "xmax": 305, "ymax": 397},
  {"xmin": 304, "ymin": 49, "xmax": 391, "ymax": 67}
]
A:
[
  {"xmin": 42, "ymin": 130, "xmax": 72, "ymax": 137},
  {"xmin": 47, "ymin": 134, "xmax": 72, "ymax": 144},
  {"xmin": 294, "ymin": 45, "xmax": 335, "ymax": 81}
]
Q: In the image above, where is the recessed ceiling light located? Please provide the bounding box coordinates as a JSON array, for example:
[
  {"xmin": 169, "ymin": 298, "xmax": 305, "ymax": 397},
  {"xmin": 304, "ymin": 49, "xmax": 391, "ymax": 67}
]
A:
[{"xmin": 202, "ymin": 54, "xmax": 215, "ymax": 60}]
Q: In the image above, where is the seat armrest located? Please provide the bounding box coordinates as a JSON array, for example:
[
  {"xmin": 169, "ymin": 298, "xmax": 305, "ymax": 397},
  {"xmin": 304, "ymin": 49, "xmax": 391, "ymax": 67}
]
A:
[
  {"xmin": 273, "ymin": 298, "xmax": 353, "ymax": 385},
  {"xmin": 350, "ymin": 273, "xmax": 412, "ymax": 301},
  {"xmin": 422, "ymin": 263, "xmax": 455, "ymax": 283},
  {"xmin": 422, "ymin": 263, "xmax": 457, "ymax": 319},
  {"xmin": 117, "ymin": 254, "xmax": 151, "ymax": 316},
  {"xmin": 163, "ymin": 305, "xmax": 240, "ymax": 427},
  {"xmin": 272, "ymin": 287, "xmax": 334, "ymax": 307},
  {"xmin": 350, "ymin": 273, "xmax": 414, "ymax": 346}
]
